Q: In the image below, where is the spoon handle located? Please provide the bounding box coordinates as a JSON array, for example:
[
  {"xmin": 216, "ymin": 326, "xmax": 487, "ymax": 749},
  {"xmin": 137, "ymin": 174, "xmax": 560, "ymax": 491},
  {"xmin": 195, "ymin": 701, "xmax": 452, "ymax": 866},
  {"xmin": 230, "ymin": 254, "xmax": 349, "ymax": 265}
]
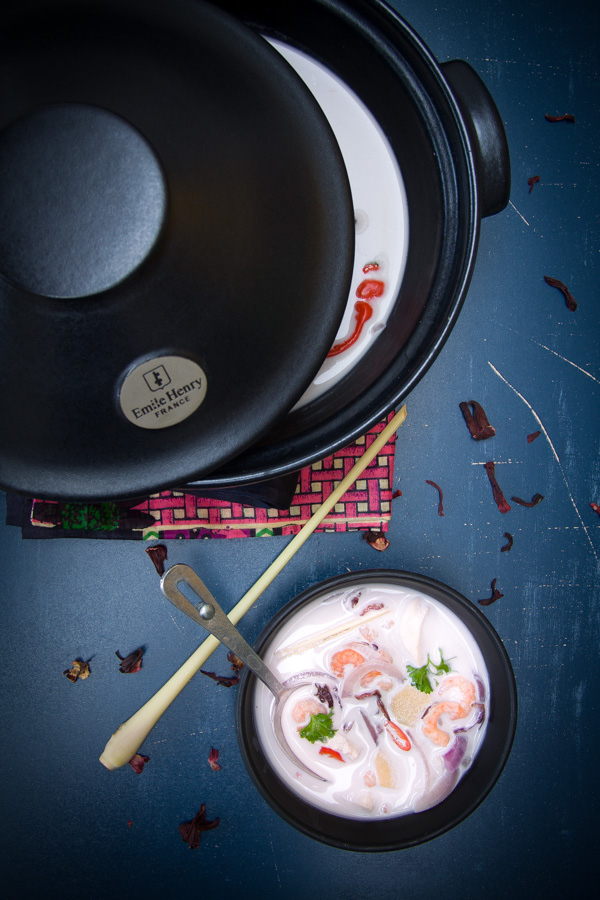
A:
[{"xmin": 160, "ymin": 564, "xmax": 285, "ymax": 699}]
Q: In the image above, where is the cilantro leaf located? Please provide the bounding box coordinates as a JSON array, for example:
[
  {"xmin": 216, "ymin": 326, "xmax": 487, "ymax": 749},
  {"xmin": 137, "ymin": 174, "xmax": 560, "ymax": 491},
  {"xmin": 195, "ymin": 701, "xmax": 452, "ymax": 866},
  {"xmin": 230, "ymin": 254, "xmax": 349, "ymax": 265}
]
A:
[
  {"xmin": 299, "ymin": 709, "xmax": 337, "ymax": 744},
  {"xmin": 430, "ymin": 650, "xmax": 453, "ymax": 676},
  {"xmin": 407, "ymin": 650, "xmax": 454, "ymax": 693},
  {"xmin": 406, "ymin": 662, "xmax": 433, "ymax": 694}
]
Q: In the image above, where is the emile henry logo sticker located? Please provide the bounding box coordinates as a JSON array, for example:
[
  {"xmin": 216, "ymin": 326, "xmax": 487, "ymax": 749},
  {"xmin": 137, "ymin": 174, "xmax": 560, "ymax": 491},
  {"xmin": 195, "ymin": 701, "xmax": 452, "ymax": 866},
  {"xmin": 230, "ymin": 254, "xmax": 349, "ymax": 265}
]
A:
[{"xmin": 120, "ymin": 355, "xmax": 207, "ymax": 429}]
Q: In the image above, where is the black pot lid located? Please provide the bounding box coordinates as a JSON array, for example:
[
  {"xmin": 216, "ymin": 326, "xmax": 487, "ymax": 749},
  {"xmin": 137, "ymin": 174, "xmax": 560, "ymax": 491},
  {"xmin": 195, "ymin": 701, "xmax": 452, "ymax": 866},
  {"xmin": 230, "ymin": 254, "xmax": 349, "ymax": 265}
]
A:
[{"xmin": 0, "ymin": 0, "xmax": 354, "ymax": 499}]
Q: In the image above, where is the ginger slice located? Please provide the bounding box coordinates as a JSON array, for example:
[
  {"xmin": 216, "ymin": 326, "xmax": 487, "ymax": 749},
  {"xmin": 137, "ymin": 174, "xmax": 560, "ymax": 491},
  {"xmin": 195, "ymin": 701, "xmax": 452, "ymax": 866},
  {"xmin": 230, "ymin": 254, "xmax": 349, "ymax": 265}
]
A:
[{"xmin": 374, "ymin": 750, "xmax": 396, "ymax": 789}]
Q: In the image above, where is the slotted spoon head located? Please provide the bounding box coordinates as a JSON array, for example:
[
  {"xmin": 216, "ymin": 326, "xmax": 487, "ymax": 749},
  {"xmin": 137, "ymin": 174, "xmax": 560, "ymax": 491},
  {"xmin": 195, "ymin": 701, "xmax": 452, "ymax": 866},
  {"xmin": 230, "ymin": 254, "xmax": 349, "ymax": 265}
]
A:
[{"xmin": 160, "ymin": 564, "xmax": 326, "ymax": 782}]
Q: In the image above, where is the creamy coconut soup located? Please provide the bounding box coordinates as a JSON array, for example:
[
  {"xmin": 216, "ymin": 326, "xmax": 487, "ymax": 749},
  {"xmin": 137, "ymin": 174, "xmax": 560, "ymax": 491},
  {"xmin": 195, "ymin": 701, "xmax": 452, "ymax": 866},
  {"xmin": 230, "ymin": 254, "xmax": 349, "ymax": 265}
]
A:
[
  {"xmin": 267, "ymin": 39, "xmax": 409, "ymax": 408},
  {"xmin": 253, "ymin": 584, "xmax": 489, "ymax": 820}
]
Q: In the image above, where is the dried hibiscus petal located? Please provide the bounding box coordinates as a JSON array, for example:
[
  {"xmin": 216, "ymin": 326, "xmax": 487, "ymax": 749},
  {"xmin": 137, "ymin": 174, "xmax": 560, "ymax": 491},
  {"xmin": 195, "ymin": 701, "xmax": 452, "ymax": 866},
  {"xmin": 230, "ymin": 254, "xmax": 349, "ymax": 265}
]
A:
[
  {"xmin": 145, "ymin": 544, "xmax": 167, "ymax": 575},
  {"xmin": 63, "ymin": 658, "xmax": 91, "ymax": 682},
  {"xmin": 527, "ymin": 430, "xmax": 541, "ymax": 444},
  {"xmin": 207, "ymin": 747, "xmax": 221, "ymax": 772},
  {"xmin": 360, "ymin": 709, "xmax": 381, "ymax": 745},
  {"xmin": 360, "ymin": 602, "xmax": 384, "ymax": 616},
  {"xmin": 315, "ymin": 683, "xmax": 334, "ymax": 708},
  {"xmin": 426, "ymin": 479, "xmax": 445, "ymax": 516},
  {"xmin": 178, "ymin": 803, "xmax": 219, "ymax": 849},
  {"xmin": 363, "ymin": 529, "xmax": 390, "ymax": 551},
  {"xmin": 200, "ymin": 669, "xmax": 240, "ymax": 687},
  {"xmin": 501, "ymin": 532, "xmax": 514, "ymax": 553},
  {"xmin": 483, "ymin": 461, "xmax": 511, "ymax": 514},
  {"xmin": 528, "ymin": 175, "xmax": 541, "ymax": 193},
  {"xmin": 459, "ymin": 401, "xmax": 496, "ymax": 441},
  {"xmin": 511, "ymin": 493, "xmax": 544, "ymax": 508},
  {"xmin": 375, "ymin": 691, "xmax": 390, "ymax": 720},
  {"xmin": 478, "ymin": 578, "xmax": 504, "ymax": 606},
  {"xmin": 544, "ymin": 275, "xmax": 577, "ymax": 311},
  {"xmin": 545, "ymin": 113, "xmax": 575, "ymax": 123},
  {"xmin": 201, "ymin": 649, "xmax": 244, "ymax": 686},
  {"xmin": 115, "ymin": 647, "xmax": 144, "ymax": 673},
  {"xmin": 227, "ymin": 651, "xmax": 244, "ymax": 673},
  {"xmin": 128, "ymin": 753, "xmax": 149, "ymax": 774}
]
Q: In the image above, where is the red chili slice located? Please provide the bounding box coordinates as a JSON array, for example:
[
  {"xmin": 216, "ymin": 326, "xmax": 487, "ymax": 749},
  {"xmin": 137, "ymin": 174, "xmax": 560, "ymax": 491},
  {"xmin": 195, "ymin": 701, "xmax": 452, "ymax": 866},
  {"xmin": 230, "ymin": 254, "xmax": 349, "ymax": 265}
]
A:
[
  {"xmin": 384, "ymin": 719, "xmax": 411, "ymax": 752},
  {"xmin": 319, "ymin": 746, "xmax": 345, "ymax": 762}
]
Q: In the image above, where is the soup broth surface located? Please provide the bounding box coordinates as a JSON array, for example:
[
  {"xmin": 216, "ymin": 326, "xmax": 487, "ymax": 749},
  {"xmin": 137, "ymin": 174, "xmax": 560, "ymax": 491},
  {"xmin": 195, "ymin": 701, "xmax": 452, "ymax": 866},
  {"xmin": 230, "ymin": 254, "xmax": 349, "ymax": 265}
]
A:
[{"xmin": 253, "ymin": 583, "xmax": 489, "ymax": 820}]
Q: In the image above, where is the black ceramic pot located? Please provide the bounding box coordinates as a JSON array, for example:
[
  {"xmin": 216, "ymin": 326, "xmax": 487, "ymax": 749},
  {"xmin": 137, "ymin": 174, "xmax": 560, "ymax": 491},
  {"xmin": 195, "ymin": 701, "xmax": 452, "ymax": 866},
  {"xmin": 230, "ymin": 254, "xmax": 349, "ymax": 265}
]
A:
[
  {"xmin": 0, "ymin": 0, "xmax": 510, "ymax": 500},
  {"xmin": 236, "ymin": 570, "xmax": 517, "ymax": 851},
  {"xmin": 191, "ymin": 0, "xmax": 511, "ymax": 491}
]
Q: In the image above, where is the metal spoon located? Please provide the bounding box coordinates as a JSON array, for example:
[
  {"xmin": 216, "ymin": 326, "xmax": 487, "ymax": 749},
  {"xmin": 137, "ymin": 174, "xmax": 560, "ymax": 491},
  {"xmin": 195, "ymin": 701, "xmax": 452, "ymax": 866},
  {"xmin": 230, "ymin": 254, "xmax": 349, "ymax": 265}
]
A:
[{"xmin": 160, "ymin": 563, "xmax": 326, "ymax": 782}]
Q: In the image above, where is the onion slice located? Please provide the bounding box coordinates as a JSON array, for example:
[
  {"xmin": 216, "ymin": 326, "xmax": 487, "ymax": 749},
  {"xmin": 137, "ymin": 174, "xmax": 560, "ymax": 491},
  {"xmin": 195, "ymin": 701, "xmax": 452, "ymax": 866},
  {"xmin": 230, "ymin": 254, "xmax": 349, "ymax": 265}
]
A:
[
  {"xmin": 443, "ymin": 734, "xmax": 468, "ymax": 772},
  {"xmin": 281, "ymin": 670, "xmax": 332, "ymax": 687},
  {"xmin": 413, "ymin": 769, "xmax": 459, "ymax": 812}
]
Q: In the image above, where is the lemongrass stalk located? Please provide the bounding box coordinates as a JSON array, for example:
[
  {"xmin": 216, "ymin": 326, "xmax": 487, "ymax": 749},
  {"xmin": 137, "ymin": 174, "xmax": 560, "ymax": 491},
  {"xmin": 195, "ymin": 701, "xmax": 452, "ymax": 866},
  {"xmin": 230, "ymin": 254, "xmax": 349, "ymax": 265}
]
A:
[
  {"xmin": 99, "ymin": 405, "xmax": 407, "ymax": 769},
  {"xmin": 275, "ymin": 606, "xmax": 390, "ymax": 659}
]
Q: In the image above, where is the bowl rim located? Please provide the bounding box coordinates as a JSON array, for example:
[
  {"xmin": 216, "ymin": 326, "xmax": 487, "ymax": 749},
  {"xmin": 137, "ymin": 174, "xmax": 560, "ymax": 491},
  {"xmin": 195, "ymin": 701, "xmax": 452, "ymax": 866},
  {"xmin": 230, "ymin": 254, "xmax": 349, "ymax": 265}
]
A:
[{"xmin": 235, "ymin": 568, "xmax": 518, "ymax": 852}]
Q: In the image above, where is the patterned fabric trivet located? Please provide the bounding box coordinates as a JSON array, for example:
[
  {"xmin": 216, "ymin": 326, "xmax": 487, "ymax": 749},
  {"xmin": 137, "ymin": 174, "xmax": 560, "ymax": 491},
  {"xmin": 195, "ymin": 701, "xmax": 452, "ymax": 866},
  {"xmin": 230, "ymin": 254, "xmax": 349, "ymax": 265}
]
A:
[{"xmin": 7, "ymin": 412, "xmax": 398, "ymax": 540}]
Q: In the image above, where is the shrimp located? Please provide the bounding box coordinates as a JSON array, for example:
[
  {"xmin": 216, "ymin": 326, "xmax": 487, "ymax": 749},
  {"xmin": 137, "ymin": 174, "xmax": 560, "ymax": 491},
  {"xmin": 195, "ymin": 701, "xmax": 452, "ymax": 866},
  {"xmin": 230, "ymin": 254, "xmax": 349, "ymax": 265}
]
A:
[
  {"xmin": 422, "ymin": 701, "xmax": 464, "ymax": 747},
  {"xmin": 438, "ymin": 675, "xmax": 476, "ymax": 717},
  {"xmin": 330, "ymin": 647, "xmax": 366, "ymax": 677},
  {"xmin": 359, "ymin": 669, "xmax": 394, "ymax": 691},
  {"xmin": 291, "ymin": 698, "xmax": 325, "ymax": 724}
]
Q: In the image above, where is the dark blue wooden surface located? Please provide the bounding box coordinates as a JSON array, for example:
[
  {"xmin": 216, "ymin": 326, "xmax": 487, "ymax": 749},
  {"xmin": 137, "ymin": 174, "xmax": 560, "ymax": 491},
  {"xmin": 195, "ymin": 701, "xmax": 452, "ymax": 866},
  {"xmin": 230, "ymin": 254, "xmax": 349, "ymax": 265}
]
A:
[{"xmin": 1, "ymin": 1, "xmax": 598, "ymax": 897}]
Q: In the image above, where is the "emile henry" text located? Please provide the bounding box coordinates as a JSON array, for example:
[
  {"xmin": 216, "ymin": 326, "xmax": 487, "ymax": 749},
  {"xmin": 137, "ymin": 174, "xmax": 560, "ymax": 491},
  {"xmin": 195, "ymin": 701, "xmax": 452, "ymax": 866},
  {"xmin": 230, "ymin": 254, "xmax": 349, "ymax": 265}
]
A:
[{"xmin": 131, "ymin": 378, "xmax": 204, "ymax": 420}]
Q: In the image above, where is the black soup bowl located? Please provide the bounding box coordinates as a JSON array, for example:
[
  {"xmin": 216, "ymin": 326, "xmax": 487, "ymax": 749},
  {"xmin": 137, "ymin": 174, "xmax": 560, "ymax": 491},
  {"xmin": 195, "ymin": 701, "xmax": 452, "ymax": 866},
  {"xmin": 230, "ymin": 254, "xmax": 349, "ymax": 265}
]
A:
[{"xmin": 236, "ymin": 570, "xmax": 517, "ymax": 852}]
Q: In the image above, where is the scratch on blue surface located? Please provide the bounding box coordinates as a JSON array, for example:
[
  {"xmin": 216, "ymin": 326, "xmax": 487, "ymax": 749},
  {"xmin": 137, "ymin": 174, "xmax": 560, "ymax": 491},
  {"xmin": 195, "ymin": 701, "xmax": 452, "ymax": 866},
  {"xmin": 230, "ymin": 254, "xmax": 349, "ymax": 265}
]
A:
[
  {"xmin": 488, "ymin": 362, "xmax": 598, "ymax": 564},
  {"xmin": 573, "ymin": 681, "xmax": 586, "ymax": 751},
  {"xmin": 508, "ymin": 200, "xmax": 530, "ymax": 226},
  {"xmin": 495, "ymin": 324, "xmax": 600, "ymax": 384},
  {"xmin": 158, "ymin": 595, "xmax": 185, "ymax": 632},
  {"xmin": 571, "ymin": 680, "xmax": 586, "ymax": 769},
  {"xmin": 267, "ymin": 833, "xmax": 282, "ymax": 890},
  {"xmin": 530, "ymin": 340, "xmax": 599, "ymax": 384}
]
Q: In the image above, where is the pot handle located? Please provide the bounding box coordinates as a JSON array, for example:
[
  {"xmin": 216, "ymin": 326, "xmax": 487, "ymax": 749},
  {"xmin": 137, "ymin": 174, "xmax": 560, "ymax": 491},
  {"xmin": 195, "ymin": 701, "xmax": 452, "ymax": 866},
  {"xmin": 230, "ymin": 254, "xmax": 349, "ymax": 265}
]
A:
[{"xmin": 441, "ymin": 59, "xmax": 510, "ymax": 218}]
